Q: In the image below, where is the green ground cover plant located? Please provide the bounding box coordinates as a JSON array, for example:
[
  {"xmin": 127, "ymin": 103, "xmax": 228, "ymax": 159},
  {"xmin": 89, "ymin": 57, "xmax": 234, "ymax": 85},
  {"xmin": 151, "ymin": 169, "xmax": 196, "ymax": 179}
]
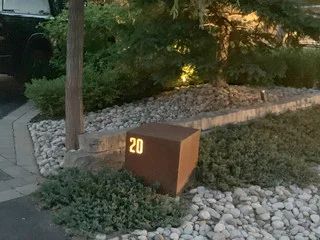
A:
[
  {"xmin": 37, "ymin": 168, "xmax": 184, "ymax": 236},
  {"xmin": 197, "ymin": 106, "xmax": 320, "ymax": 191},
  {"xmin": 38, "ymin": 107, "xmax": 320, "ymax": 236}
]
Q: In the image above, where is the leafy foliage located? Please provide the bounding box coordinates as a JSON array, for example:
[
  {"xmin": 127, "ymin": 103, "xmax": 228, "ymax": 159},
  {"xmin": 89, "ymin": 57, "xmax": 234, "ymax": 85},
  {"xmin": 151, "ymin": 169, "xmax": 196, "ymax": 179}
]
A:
[
  {"xmin": 104, "ymin": 1, "xmax": 217, "ymax": 95},
  {"xmin": 237, "ymin": 0, "xmax": 320, "ymax": 40},
  {"xmin": 38, "ymin": 168, "xmax": 184, "ymax": 236},
  {"xmin": 197, "ymin": 106, "xmax": 320, "ymax": 191},
  {"xmin": 275, "ymin": 48, "xmax": 320, "ymax": 88},
  {"xmin": 170, "ymin": 0, "xmax": 320, "ymax": 82},
  {"xmin": 227, "ymin": 48, "xmax": 287, "ymax": 85},
  {"xmin": 45, "ymin": 1, "xmax": 217, "ymax": 84},
  {"xmin": 26, "ymin": 1, "xmax": 320, "ymax": 118},
  {"xmin": 172, "ymin": 0, "xmax": 320, "ymax": 43},
  {"xmin": 26, "ymin": 2, "xmax": 217, "ymax": 117},
  {"xmin": 25, "ymin": 69, "xmax": 119, "ymax": 117},
  {"xmin": 43, "ymin": 3, "xmax": 133, "ymax": 78},
  {"xmin": 227, "ymin": 47, "xmax": 320, "ymax": 87},
  {"xmin": 25, "ymin": 76, "xmax": 65, "ymax": 117}
]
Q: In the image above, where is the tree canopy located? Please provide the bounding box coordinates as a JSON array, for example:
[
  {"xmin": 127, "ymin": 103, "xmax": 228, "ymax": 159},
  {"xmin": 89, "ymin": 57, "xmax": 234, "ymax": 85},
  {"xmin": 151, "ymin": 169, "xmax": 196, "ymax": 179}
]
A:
[
  {"xmin": 171, "ymin": 0, "xmax": 320, "ymax": 41},
  {"xmin": 165, "ymin": 0, "xmax": 320, "ymax": 83}
]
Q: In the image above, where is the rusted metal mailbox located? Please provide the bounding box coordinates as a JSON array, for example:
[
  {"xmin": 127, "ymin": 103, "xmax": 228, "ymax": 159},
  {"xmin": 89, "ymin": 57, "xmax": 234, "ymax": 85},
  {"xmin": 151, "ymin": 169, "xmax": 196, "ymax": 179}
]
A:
[{"xmin": 124, "ymin": 123, "xmax": 201, "ymax": 195}]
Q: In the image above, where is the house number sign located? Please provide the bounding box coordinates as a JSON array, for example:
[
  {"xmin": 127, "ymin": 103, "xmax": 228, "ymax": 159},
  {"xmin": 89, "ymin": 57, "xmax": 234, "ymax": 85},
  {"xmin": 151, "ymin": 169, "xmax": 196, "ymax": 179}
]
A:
[
  {"xmin": 124, "ymin": 123, "xmax": 200, "ymax": 196},
  {"xmin": 129, "ymin": 137, "xmax": 144, "ymax": 154}
]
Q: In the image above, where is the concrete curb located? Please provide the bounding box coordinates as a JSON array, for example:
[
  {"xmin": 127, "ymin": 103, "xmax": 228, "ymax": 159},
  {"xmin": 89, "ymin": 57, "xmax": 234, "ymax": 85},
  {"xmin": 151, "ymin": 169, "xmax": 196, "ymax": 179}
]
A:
[{"xmin": 13, "ymin": 103, "xmax": 40, "ymax": 175}]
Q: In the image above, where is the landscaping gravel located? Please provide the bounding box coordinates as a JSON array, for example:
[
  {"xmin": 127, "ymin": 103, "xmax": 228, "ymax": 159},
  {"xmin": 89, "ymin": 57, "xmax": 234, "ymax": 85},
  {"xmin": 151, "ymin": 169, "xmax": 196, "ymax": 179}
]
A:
[
  {"xmin": 28, "ymin": 84, "xmax": 320, "ymax": 176},
  {"xmin": 115, "ymin": 185, "xmax": 320, "ymax": 240}
]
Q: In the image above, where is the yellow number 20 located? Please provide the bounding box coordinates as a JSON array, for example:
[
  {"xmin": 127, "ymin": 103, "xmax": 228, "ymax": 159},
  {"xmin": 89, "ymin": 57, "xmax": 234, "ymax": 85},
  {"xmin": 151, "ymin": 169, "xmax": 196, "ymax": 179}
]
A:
[{"xmin": 129, "ymin": 137, "xmax": 144, "ymax": 154}]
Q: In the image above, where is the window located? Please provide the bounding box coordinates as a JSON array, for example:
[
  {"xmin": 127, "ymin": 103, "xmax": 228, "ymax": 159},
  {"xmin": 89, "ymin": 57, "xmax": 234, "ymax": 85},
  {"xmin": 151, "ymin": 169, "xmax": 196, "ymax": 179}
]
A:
[{"xmin": 2, "ymin": 0, "xmax": 50, "ymax": 15}]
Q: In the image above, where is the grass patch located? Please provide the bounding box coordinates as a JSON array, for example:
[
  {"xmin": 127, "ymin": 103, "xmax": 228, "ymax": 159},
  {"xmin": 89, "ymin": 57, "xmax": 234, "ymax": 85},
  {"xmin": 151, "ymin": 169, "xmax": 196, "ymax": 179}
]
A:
[
  {"xmin": 197, "ymin": 106, "xmax": 320, "ymax": 191},
  {"xmin": 37, "ymin": 168, "xmax": 184, "ymax": 236}
]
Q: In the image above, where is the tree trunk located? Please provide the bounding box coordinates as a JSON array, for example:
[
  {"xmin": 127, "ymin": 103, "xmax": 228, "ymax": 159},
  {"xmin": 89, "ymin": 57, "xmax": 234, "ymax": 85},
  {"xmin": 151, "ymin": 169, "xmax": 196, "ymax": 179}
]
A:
[
  {"xmin": 215, "ymin": 22, "xmax": 231, "ymax": 87},
  {"xmin": 65, "ymin": 0, "xmax": 85, "ymax": 150}
]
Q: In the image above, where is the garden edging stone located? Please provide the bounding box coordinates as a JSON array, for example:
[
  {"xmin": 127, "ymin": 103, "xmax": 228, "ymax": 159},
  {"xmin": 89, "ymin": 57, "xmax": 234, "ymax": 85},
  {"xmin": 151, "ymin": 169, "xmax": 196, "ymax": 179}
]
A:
[
  {"xmin": 28, "ymin": 85, "xmax": 320, "ymax": 176},
  {"xmin": 66, "ymin": 92, "xmax": 320, "ymax": 170}
]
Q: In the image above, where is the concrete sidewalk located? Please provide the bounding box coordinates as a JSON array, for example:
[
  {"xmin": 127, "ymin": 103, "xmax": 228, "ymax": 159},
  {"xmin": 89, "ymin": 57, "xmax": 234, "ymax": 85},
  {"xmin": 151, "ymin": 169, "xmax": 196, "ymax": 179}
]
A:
[
  {"xmin": 0, "ymin": 102, "xmax": 41, "ymax": 203},
  {"xmin": 0, "ymin": 102, "xmax": 70, "ymax": 240}
]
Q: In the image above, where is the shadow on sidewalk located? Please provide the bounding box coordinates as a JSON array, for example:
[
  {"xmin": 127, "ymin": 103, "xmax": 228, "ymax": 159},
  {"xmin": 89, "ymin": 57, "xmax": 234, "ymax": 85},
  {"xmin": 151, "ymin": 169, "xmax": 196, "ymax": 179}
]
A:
[{"xmin": 0, "ymin": 75, "xmax": 26, "ymax": 119}]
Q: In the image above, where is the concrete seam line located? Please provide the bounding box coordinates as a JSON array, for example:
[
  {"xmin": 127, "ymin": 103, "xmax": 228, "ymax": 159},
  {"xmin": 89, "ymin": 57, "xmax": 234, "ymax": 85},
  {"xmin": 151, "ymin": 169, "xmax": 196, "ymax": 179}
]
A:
[
  {"xmin": 0, "ymin": 153, "xmax": 10, "ymax": 161},
  {"xmin": 10, "ymin": 120, "xmax": 17, "ymax": 166}
]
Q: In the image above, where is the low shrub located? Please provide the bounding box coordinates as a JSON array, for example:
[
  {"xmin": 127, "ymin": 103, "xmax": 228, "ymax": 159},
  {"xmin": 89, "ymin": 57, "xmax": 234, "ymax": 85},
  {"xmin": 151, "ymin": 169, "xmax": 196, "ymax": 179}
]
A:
[
  {"xmin": 82, "ymin": 67, "xmax": 120, "ymax": 111},
  {"xmin": 25, "ymin": 76, "xmax": 65, "ymax": 117},
  {"xmin": 38, "ymin": 168, "xmax": 184, "ymax": 236},
  {"xmin": 227, "ymin": 49, "xmax": 287, "ymax": 86},
  {"xmin": 227, "ymin": 47, "xmax": 320, "ymax": 87},
  {"xmin": 275, "ymin": 48, "xmax": 320, "ymax": 88},
  {"xmin": 197, "ymin": 106, "xmax": 320, "ymax": 191},
  {"xmin": 25, "ymin": 68, "xmax": 120, "ymax": 117}
]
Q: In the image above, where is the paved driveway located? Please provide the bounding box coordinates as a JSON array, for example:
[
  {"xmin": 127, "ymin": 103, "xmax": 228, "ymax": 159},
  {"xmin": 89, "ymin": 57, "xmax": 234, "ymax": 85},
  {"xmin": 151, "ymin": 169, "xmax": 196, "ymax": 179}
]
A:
[
  {"xmin": 0, "ymin": 75, "xmax": 26, "ymax": 119},
  {"xmin": 0, "ymin": 196, "xmax": 68, "ymax": 240}
]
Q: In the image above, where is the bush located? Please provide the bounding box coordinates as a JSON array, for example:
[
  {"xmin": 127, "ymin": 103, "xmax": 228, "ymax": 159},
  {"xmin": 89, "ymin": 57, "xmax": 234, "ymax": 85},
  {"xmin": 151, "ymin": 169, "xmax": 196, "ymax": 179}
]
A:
[
  {"xmin": 38, "ymin": 168, "xmax": 184, "ymax": 236},
  {"xmin": 105, "ymin": 1, "xmax": 217, "ymax": 90},
  {"xmin": 197, "ymin": 107, "xmax": 320, "ymax": 191},
  {"xmin": 227, "ymin": 48, "xmax": 287, "ymax": 86},
  {"xmin": 227, "ymin": 47, "xmax": 320, "ymax": 87},
  {"xmin": 42, "ymin": 3, "xmax": 133, "ymax": 79},
  {"xmin": 25, "ymin": 76, "xmax": 65, "ymax": 117},
  {"xmin": 25, "ymin": 68, "xmax": 120, "ymax": 117},
  {"xmin": 275, "ymin": 48, "xmax": 320, "ymax": 88},
  {"xmin": 82, "ymin": 67, "xmax": 120, "ymax": 111}
]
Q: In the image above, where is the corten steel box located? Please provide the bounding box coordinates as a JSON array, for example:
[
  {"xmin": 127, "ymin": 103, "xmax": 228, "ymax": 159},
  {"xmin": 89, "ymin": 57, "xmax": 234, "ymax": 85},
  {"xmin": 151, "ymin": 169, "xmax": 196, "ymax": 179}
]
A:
[{"xmin": 124, "ymin": 123, "xmax": 201, "ymax": 195}]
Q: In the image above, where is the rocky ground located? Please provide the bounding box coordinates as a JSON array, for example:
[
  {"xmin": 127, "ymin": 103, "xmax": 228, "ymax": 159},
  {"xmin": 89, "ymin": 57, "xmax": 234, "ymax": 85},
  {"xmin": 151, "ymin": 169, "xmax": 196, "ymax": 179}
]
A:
[
  {"xmin": 29, "ymin": 84, "xmax": 319, "ymax": 176},
  {"xmin": 28, "ymin": 84, "xmax": 320, "ymax": 240},
  {"xmin": 113, "ymin": 185, "xmax": 320, "ymax": 240}
]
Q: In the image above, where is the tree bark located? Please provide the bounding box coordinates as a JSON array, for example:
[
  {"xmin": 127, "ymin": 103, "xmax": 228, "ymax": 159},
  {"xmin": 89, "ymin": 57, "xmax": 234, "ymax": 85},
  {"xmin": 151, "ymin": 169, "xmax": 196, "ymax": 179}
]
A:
[
  {"xmin": 215, "ymin": 21, "xmax": 231, "ymax": 87},
  {"xmin": 65, "ymin": 0, "xmax": 85, "ymax": 150}
]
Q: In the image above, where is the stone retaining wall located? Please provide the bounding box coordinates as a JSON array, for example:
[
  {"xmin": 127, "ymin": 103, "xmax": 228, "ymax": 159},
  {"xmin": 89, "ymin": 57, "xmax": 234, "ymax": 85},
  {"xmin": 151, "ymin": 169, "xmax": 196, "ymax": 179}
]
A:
[
  {"xmin": 171, "ymin": 94, "xmax": 320, "ymax": 130},
  {"xmin": 66, "ymin": 93, "xmax": 320, "ymax": 169}
]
